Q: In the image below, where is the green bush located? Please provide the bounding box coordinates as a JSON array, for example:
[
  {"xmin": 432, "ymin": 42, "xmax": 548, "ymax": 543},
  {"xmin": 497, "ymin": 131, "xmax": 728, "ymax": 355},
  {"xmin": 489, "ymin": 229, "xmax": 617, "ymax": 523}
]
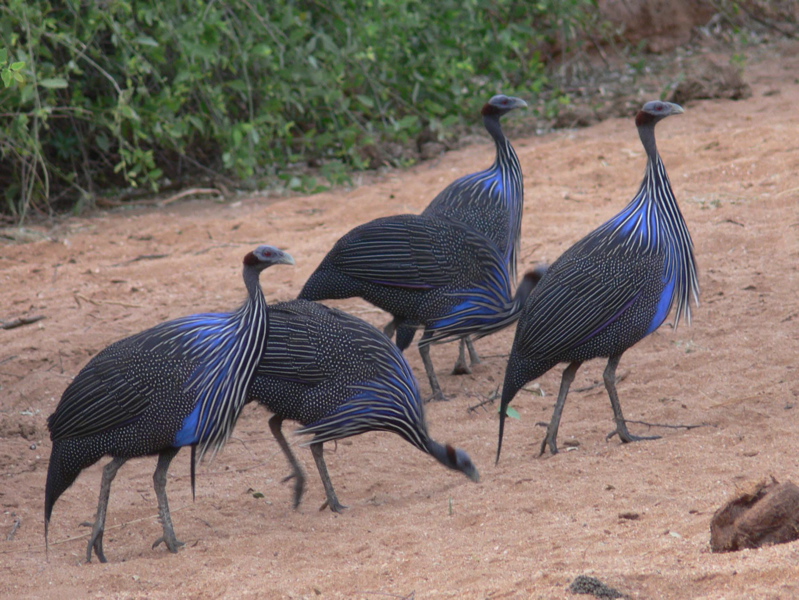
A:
[{"xmin": 0, "ymin": 0, "xmax": 597, "ymax": 221}]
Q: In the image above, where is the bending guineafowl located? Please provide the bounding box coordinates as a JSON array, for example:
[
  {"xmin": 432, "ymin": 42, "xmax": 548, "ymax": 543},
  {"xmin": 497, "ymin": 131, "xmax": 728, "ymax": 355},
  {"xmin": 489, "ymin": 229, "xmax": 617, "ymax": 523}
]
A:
[
  {"xmin": 496, "ymin": 101, "xmax": 699, "ymax": 462},
  {"xmin": 389, "ymin": 94, "xmax": 528, "ymax": 374},
  {"xmin": 299, "ymin": 214, "xmax": 542, "ymax": 400},
  {"xmin": 248, "ymin": 299, "xmax": 479, "ymax": 512},
  {"xmin": 44, "ymin": 246, "xmax": 294, "ymax": 562}
]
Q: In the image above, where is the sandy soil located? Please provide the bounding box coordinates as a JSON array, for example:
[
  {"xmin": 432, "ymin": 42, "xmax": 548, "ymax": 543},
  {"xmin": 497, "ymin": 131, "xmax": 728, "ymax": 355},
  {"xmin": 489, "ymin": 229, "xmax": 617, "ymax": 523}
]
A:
[{"xmin": 1, "ymin": 41, "xmax": 799, "ymax": 600}]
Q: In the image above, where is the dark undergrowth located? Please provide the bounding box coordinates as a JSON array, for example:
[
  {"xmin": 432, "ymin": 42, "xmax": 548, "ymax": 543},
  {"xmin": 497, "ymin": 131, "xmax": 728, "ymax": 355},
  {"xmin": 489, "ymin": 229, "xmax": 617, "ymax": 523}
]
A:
[{"xmin": 0, "ymin": 0, "xmax": 795, "ymax": 223}]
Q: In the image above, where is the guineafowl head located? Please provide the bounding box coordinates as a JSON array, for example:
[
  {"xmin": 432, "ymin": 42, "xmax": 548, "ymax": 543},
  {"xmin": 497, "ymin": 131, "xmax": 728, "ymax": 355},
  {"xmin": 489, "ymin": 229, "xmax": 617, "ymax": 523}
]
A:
[
  {"xmin": 636, "ymin": 101, "xmax": 684, "ymax": 127},
  {"xmin": 482, "ymin": 95, "xmax": 528, "ymax": 117},
  {"xmin": 244, "ymin": 245, "xmax": 295, "ymax": 271}
]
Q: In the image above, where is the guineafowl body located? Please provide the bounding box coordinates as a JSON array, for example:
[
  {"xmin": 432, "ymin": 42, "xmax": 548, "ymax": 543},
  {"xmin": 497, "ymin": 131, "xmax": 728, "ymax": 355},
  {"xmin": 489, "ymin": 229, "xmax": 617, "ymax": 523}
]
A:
[
  {"xmin": 248, "ymin": 299, "xmax": 479, "ymax": 512},
  {"xmin": 497, "ymin": 101, "xmax": 699, "ymax": 462},
  {"xmin": 299, "ymin": 213, "xmax": 540, "ymax": 400},
  {"xmin": 44, "ymin": 246, "xmax": 294, "ymax": 562},
  {"xmin": 391, "ymin": 94, "xmax": 528, "ymax": 373}
]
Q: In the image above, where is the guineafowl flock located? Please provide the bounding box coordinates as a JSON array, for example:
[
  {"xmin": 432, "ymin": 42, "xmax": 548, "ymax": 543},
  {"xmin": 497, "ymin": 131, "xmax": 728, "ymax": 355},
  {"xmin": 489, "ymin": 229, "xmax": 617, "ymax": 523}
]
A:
[{"xmin": 44, "ymin": 97, "xmax": 699, "ymax": 562}]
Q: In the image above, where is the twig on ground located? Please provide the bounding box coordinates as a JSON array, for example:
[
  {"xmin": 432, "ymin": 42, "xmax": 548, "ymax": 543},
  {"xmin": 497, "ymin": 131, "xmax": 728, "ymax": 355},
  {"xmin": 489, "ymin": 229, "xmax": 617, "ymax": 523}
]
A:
[
  {"xmin": 159, "ymin": 188, "xmax": 222, "ymax": 207},
  {"xmin": 73, "ymin": 293, "xmax": 143, "ymax": 309},
  {"xmin": 355, "ymin": 592, "xmax": 415, "ymax": 600},
  {"xmin": 574, "ymin": 371, "xmax": 628, "ymax": 393},
  {"xmin": 51, "ymin": 505, "xmax": 189, "ymax": 546},
  {"xmin": 113, "ymin": 253, "xmax": 169, "ymax": 266},
  {"xmin": 1, "ymin": 315, "xmax": 45, "ymax": 330},
  {"xmin": 618, "ymin": 419, "xmax": 709, "ymax": 431},
  {"xmin": 722, "ymin": 218, "xmax": 745, "ymax": 227},
  {"xmin": 467, "ymin": 386, "xmax": 500, "ymax": 413},
  {"xmin": 6, "ymin": 516, "xmax": 21, "ymax": 541}
]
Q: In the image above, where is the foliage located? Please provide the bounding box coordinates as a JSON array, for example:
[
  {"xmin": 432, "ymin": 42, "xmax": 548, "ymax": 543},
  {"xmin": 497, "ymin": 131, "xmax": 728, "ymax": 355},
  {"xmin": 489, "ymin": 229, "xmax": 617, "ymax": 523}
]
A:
[
  {"xmin": 1, "ymin": 48, "xmax": 26, "ymax": 88},
  {"xmin": 0, "ymin": 0, "xmax": 599, "ymax": 221}
]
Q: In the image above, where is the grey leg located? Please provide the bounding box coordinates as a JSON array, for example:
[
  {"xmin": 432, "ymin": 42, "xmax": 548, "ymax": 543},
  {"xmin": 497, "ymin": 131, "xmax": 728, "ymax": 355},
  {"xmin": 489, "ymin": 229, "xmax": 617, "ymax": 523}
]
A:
[
  {"xmin": 604, "ymin": 355, "xmax": 661, "ymax": 444},
  {"xmin": 451, "ymin": 339, "xmax": 472, "ymax": 375},
  {"xmin": 269, "ymin": 415, "xmax": 306, "ymax": 509},
  {"xmin": 310, "ymin": 442, "xmax": 346, "ymax": 513},
  {"xmin": 540, "ymin": 361, "xmax": 582, "ymax": 456},
  {"xmin": 151, "ymin": 447, "xmax": 184, "ymax": 553},
  {"xmin": 419, "ymin": 343, "xmax": 446, "ymax": 401},
  {"xmin": 466, "ymin": 337, "xmax": 481, "ymax": 365},
  {"xmin": 86, "ymin": 456, "xmax": 127, "ymax": 563}
]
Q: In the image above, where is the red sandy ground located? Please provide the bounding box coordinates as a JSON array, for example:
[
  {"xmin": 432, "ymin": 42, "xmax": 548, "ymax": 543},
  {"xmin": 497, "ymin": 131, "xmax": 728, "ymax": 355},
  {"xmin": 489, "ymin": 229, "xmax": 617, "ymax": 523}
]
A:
[{"xmin": 1, "ymin": 41, "xmax": 798, "ymax": 600}]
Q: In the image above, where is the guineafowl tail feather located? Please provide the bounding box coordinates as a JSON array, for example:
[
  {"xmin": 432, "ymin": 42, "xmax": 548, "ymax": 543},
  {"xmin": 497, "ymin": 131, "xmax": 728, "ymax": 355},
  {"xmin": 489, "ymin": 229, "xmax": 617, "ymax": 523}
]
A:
[
  {"xmin": 44, "ymin": 439, "xmax": 103, "ymax": 550},
  {"xmin": 497, "ymin": 368, "xmax": 525, "ymax": 465}
]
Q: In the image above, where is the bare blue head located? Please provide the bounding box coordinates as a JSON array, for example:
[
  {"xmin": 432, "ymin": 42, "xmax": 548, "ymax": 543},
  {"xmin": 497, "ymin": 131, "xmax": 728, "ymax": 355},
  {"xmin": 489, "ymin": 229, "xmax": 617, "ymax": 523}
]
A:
[
  {"xmin": 635, "ymin": 101, "xmax": 684, "ymax": 128},
  {"xmin": 243, "ymin": 245, "xmax": 295, "ymax": 270},
  {"xmin": 482, "ymin": 94, "xmax": 528, "ymax": 118}
]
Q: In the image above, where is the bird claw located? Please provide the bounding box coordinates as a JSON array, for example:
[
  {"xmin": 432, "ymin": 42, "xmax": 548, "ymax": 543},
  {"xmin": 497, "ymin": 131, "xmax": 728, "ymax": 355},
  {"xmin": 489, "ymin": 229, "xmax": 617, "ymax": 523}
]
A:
[
  {"xmin": 607, "ymin": 429, "xmax": 662, "ymax": 443},
  {"xmin": 152, "ymin": 535, "xmax": 185, "ymax": 553},
  {"xmin": 538, "ymin": 437, "xmax": 559, "ymax": 456},
  {"xmin": 86, "ymin": 526, "xmax": 107, "ymax": 563},
  {"xmin": 451, "ymin": 362, "xmax": 472, "ymax": 375},
  {"xmin": 425, "ymin": 391, "xmax": 450, "ymax": 402},
  {"xmin": 319, "ymin": 499, "xmax": 348, "ymax": 513}
]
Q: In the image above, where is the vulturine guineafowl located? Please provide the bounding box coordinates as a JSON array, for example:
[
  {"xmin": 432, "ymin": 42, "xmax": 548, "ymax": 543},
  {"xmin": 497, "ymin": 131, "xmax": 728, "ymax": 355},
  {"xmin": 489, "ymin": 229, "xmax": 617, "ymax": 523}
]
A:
[
  {"xmin": 388, "ymin": 94, "xmax": 528, "ymax": 374},
  {"xmin": 496, "ymin": 101, "xmax": 699, "ymax": 462},
  {"xmin": 248, "ymin": 299, "xmax": 479, "ymax": 512},
  {"xmin": 44, "ymin": 246, "xmax": 294, "ymax": 562},
  {"xmin": 299, "ymin": 214, "xmax": 543, "ymax": 400}
]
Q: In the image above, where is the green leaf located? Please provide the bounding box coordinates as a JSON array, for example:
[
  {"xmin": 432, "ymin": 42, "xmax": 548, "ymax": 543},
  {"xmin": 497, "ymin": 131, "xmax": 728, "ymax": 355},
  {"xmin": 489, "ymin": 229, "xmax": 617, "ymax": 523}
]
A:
[
  {"xmin": 503, "ymin": 406, "xmax": 521, "ymax": 420},
  {"xmin": 0, "ymin": 48, "xmax": 7, "ymax": 64},
  {"xmin": 117, "ymin": 104, "xmax": 140, "ymax": 121},
  {"xmin": 10, "ymin": 61, "xmax": 25, "ymax": 72},
  {"xmin": 39, "ymin": 78, "xmax": 68, "ymax": 89},
  {"xmin": 1, "ymin": 71, "xmax": 11, "ymax": 88},
  {"xmin": 133, "ymin": 36, "xmax": 159, "ymax": 47},
  {"xmin": 356, "ymin": 94, "xmax": 374, "ymax": 109}
]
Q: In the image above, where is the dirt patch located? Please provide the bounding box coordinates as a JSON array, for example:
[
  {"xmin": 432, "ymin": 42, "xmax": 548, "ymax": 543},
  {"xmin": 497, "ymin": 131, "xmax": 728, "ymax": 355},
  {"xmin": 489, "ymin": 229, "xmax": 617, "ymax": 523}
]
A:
[{"xmin": 1, "ymin": 39, "xmax": 799, "ymax": 599}]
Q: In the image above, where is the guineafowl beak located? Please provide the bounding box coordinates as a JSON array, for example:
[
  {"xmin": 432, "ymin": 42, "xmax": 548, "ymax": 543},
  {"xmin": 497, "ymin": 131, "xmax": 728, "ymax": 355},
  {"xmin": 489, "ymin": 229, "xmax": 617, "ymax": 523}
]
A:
[{"xmin": 668, "ymin": 102, "xmax": 685, "ymax": 115}]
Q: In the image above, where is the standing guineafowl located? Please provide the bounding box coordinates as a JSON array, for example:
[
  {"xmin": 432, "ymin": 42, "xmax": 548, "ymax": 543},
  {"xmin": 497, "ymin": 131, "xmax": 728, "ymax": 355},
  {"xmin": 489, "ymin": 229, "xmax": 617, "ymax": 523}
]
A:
[
  {"xmin": 299, "ymin": 213, "xmax": 542, "ymax": 400},
  {"xmin": 45, "ymin": 245, "xmax": 294, "ymax": 562},
  {"xmin": 248, "ymin": 299, "xmax": 479, "ymax": 512},
  {"xmin": 496, "ymin": 101, "xmax": 699, "ymax": 462},
  {"xmin": 389, "ymin": 94, "xmax": 528, "ymax": 374}
]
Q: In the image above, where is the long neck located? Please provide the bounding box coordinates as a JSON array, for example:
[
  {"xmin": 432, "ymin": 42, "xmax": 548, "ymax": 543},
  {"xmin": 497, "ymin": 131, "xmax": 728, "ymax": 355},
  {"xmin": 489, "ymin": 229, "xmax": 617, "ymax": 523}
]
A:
[
  {"xmin": 484, "ymin": 113, "xmax": 519, "ymax": 170},
  {"xmin": 484, "ymin": 112, "xmax": 524, "ymax": 279},
  {"xmin": 638, "ymin": 123, "xmax": 659, "ymax": 165},
  {"xmin": 241, "ymin": 265, "xmax": 268, "ymax": 316}
]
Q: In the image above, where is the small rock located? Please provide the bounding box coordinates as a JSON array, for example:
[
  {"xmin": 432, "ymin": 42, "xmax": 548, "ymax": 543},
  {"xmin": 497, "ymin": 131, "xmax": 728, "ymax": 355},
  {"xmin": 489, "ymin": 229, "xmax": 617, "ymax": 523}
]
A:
[{"xmin": 569, "ymin": 575, "xmax": 627, "ymax": 599}]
